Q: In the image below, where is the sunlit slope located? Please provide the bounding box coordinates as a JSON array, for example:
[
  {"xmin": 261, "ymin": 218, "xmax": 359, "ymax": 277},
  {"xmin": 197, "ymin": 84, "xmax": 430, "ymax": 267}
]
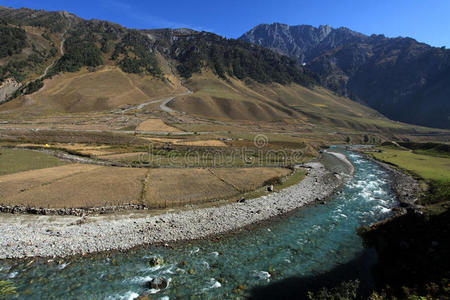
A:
[
  {"xmin": 0, "ymin": 65, "xmax": 182, "ymax": 113},
  {"xmin": 0, "ymin": 63, "xmax": 439, "ymax": 135},
  {"xmin": 170, "ymin": 72, "xmax": 426, "ymax": 132}
]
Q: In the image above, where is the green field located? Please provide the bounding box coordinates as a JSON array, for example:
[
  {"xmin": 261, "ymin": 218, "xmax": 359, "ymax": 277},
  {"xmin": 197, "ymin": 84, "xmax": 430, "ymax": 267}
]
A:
[
  {"xmin": 371, "ymin": 147, "xmax": 450, "ymax": 182},
  {"xmin": 0, "ymin": 148, "xmax": 68, "ymax": 176},
  {"xmin": 370, "ymin": 146, "xmax": 450, "ymax": 209}
]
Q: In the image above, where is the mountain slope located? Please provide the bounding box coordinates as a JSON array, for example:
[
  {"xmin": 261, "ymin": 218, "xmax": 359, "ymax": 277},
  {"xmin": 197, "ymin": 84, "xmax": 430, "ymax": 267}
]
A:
[
  {"xmin": 241, "ymin": 23, "xmax": 450, "ymax": 129},
  {"xmin": 0, "ymin": 7, "xmax": 445, "ymax": 138}
]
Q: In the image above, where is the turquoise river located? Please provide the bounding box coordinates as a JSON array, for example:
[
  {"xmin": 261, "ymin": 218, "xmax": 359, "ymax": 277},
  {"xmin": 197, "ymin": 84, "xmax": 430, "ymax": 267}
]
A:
[{"xmin": 0, "ymin": 151, "xmax": 397, "ymax": 299}]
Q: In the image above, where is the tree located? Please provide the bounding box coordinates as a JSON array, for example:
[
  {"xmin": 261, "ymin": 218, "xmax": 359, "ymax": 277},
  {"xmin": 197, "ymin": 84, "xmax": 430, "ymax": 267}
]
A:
[
  {"xmin": 171, "ymin": 33, "xmax": 316, "ymax": 86},
  {"xmin": 25, "ymin": 79, "xmax": 43, "ymax": 94},
  {"xmin": 363, "ymin": 134, "xmax": 370, "ymax": 144}
]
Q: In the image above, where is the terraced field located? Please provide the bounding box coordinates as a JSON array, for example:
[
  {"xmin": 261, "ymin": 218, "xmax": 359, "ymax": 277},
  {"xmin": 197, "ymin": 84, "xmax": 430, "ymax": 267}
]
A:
[
  {"xmin": 0, "ymin": 148, "xmax": 292, "ymax": 209},
  {"xmin": 143, "ymin": 167, "xmax": 291, "ymax": 208}
]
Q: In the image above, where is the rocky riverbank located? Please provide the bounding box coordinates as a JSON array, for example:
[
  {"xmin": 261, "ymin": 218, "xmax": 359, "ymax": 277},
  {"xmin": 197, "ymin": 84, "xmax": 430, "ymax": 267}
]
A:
[{"xmin": 0, "ymin": 152, "xmax": 352, "ymax": 259}]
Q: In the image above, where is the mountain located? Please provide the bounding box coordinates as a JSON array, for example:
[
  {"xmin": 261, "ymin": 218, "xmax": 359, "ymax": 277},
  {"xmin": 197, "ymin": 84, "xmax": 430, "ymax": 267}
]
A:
[
  {"xmin": 0, "ymin": 7, "xmax": 314, "ymax": 101},
  {"xmin": 240, "ymin": 23, "xmax": 450, "ymax": 129},
  {"xmin": 0, "ymin": 6, "xmax": 444, "ymax": 138}
]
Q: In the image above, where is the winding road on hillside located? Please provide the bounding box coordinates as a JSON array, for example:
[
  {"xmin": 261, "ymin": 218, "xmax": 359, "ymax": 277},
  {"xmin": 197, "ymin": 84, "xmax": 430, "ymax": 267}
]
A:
[
  {"xmin": 159, "ymin": 89, "xmax": 193, "ymax": 112},
  {"xmin": 118, "ymin": 69, "xmax": 193, "ymax": 114},
  {"xmin": 118, "ymin": 89, "xmax": 192, "ymax": 114}
]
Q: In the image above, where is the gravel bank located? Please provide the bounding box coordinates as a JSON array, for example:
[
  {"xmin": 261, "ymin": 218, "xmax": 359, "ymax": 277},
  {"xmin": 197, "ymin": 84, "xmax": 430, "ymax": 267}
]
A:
[{"xmin": 0, "ymin": 152, "xmax": 352, "ymax": 259}]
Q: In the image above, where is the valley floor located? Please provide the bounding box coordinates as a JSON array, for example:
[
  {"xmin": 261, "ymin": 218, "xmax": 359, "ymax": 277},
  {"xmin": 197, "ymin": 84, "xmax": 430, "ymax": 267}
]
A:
[{"xmin": 0, "ymin": 151, "xmax": 351, "ymax": 259}]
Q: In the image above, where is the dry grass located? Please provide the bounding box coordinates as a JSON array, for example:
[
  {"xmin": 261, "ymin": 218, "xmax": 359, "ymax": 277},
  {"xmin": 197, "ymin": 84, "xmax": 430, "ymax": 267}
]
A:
[
  {"xmin": 0, "ymin": 164, "xmax": 99, "ymax": 201},
  {"xmin": 0, "ymin": 66, "xmax": 176, "ymax": 113},
  {"xmin": 170, "ymin": 72, "xmax": 369, "ymax": 123},
  {"xmin": 147, "ymin": 137, "xmax": 228, "ymax": 147},
  {"xmin": 97, "ymin": 152, "xmax": 148, "ymax": 160},
  {"xmin": 212, "ymin": 168, "xmax": 291, "ymax": 192},
  {"xmin": 0, "ymin": 128, "xmax": 149, "ymax": 145},
  {"xmin": 136, "ymin": 119, "xmax": 180, "ymax": 132},
  {"xmin": 146, "ymin": 138, "xmax": 184, "ymax": 143},
  {"xmin": 0, "ymin": 165, "xmax": 147, "ymax": 208},
  {"xmin": 0, "ymin": 157, "xmax": 292, "ymax": 209},
  {"xmin": 15, "ymin": 143, "xmax": 114, "ymax": 156},
  {"xmin": 176, "ymin": 140, "xmax": 228, "ymax": 147},
  {"xmin": 167, "ymin": 72, "xmax": 436, "ymax": 134},
  {"xmin": 144, "ymin": 167, "xmax": 290, "ymax": 208}
]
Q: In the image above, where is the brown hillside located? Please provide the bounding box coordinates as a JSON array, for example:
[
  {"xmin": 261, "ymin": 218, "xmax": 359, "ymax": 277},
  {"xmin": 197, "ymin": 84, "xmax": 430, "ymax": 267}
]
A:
[{"xmin": 0, "ymin": 66, "xmax": 179, "ymax": 113}]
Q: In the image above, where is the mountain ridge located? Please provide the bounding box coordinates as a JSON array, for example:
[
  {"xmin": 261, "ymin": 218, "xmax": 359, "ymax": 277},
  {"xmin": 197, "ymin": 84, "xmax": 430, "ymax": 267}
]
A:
[
  {"xmin": 240, "ymin": 23, "xmax": 450, "ymax": 129},
  {"xmin": 0, "ymin": 6, "xmax": 447, "ymax": 136},
  {"xmin": 0, "ymin": 6, "xmax": 315, "ymax": 101}
]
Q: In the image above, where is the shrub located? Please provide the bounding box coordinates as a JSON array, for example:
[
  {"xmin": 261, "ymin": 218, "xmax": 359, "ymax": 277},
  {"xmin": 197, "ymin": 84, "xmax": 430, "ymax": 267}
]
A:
[
  {"xmin": 307, "ymin": 280, "xmax": 359, "ymax": 300},
  {"xmin": 0, "ymin": 281, "xmax": 17, "ymax": 297},
  {"xmin": 263, "ymin": 176, "xmax": 283, "ymax": 186},
  {"xmin": 25, "ymin": 79, "xmax": 44, "ymax": 94}
]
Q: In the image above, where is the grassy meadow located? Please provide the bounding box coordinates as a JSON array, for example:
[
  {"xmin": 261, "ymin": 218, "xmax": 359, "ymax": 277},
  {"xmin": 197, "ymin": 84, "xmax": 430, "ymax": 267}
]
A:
[
  {"xmin": 0, "ymin": 148, "xmax": 67, "ymax": 176},
  {"xmin": 371, "ymin": 147, "xmax": 450, "ymax": 182},
  {"xmin": 369, "ymin": 145, "xmax": 450, "ymax": 211}
]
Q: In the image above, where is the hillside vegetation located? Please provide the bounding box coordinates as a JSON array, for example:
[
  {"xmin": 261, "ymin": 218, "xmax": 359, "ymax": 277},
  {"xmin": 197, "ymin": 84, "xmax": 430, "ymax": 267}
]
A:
[
  {"xmin": 0, "ymin": 22, "xmax": 27, "ymax": 58},
  {"xmin": 167, "ymin": 31, "xmax": 315, "ymax": 85},
  {"xmin": 0, "ymin": 22, "xmax": 59, "ymax": 85}
]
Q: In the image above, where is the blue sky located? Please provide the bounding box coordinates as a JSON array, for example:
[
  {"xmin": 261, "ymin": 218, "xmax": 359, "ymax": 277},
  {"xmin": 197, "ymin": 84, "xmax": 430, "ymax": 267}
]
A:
[{"xmin": 3, "ymin": 0, "xmax": 450, "ymax": 47}]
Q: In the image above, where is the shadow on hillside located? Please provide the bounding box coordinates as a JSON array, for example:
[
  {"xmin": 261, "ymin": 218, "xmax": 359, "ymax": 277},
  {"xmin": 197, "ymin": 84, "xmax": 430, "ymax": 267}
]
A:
[{"xmin": 248, "ymin": 249, "xmax": 377, "ymax": 300}]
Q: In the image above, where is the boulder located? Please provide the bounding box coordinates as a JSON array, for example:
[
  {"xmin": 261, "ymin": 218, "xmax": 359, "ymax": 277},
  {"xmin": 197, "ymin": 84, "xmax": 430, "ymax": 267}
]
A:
[
  {"xmin": 147, "ymin": 257, "xmax": 164, "ymax": 267},
  {"xmin": 146, "ymin": 276, "xmax": 168, "ymax": 289}
]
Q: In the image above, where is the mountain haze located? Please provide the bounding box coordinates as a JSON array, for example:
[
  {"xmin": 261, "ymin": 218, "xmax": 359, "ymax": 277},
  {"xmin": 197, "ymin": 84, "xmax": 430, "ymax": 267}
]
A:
[{"xmin": 241, "ymin": 23, "xmax": 450, "ymax": 129}]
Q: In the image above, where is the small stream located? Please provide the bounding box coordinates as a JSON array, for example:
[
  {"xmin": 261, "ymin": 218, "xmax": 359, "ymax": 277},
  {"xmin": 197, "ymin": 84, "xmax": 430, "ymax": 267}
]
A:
[{"xmin": 0, "ymin": 151, "xmax": 396, "ymax": 299}]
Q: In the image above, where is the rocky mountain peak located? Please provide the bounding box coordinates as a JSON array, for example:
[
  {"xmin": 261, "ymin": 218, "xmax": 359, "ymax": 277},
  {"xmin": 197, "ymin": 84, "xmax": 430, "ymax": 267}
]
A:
[{"xmin": 240, "ymin": 23, "xmax": 450, "ymax": 129}]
